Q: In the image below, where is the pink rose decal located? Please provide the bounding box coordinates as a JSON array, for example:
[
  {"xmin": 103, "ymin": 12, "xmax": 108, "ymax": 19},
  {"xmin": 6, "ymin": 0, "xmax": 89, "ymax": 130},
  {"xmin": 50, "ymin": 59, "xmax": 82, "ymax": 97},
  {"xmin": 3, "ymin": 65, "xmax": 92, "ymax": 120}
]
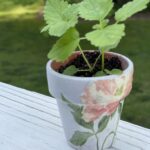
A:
[
  {"xmin": 82, "ymin": 104, "xmax": 106, "ymax": 122},
  {"xmin": 81, "ymin": 73, "xmax": 133, "ymax": 123},
  {"xmin": 95, "ymin": 80, "xmax": 116, "ymax": 95},
  {"xmin": 106, "ymin": 101, "xmax": 120, "ymax": 115},
  {"xmin": 82, "ymin": 101, "xmax": 120, "ymax": 122}
]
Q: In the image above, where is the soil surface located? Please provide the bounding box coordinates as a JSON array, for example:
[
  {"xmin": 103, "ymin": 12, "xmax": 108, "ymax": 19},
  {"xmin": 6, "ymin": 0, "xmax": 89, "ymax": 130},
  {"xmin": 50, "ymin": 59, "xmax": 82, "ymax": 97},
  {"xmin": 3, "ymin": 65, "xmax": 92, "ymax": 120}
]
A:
[{"xmin": 58, "ymin": 51, "xmax": 123, "ymax": 77}]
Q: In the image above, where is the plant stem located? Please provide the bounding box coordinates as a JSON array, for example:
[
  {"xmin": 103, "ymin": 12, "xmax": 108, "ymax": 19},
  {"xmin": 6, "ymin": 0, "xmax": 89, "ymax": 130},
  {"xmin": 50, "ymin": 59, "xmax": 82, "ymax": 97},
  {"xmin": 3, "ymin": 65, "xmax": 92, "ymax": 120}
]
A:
[
  {"xmin": 78, "ymin": 44, "xmax": 92, "ymax": 71},
  {"xmin": 78, "ymin": 69, "xmax": 91, "ymax": 72},
  {"xmin": 102, "ymin": 131, "xmax": 115, "ymax": 150},
  {"xmin": 101, "ymin": 51, "xmax": 105, "ymax": 71},
  {"xmin": 92, "ymin": 53, "xmax": 101, "ymax": 70},
  {"xmin": 80, "ymin": 37, "xmax": 86, "ymax": 40}
]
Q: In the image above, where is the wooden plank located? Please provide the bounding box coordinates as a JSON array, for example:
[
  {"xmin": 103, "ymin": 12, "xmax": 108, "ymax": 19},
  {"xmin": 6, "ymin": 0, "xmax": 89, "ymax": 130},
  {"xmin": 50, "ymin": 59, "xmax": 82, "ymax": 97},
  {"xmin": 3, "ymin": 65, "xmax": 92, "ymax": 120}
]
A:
[
  {"xmin": 0, "ymin": 82, "xmax": 150, "ymax": 150},
  {"xmin": 0, "ymin": 89, "xmax": 60, "ymax": 119},
  {"xmin": 117, "ymin": 126, "xmax": 150, "ymax": 144},
  {"xmin": 119, "ymin": 121, "xmax": 150, "ymax": 136},
  {"xmin": 0, "ymin": 112, "xmax": 71, "ymax": 150},
  {"xmin": 0, "ymin": 82, "xmax": 57, "ymax": 104}
]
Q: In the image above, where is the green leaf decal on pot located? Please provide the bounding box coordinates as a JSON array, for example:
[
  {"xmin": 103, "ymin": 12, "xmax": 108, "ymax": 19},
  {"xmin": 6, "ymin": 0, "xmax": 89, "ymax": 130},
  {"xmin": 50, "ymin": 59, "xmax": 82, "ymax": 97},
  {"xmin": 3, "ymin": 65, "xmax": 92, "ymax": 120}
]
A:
[
  {"xmin": 71, "ymin": 110, "xmax": 94, "ymax": 129},
  {"xmin": 98, "ymin": 116, "xmax": 109, "ymax": 133},
  {"xmin": 111, "ymin": 109, "xmax": 117, "ymax": 119},
  {"xmin": 61, "ymin": 94, "xmax": 94, "ymax": 129},
  {"xmin": 61, "ymin": 94, "xmax": 81, "ymax": 112},
  {"xmin": 118, "ymin": 101, "xmax": 123, "ymax": 115},
  {"xmin": 70, "ymin": 131, "xmax": 93, "ymax": 146}
]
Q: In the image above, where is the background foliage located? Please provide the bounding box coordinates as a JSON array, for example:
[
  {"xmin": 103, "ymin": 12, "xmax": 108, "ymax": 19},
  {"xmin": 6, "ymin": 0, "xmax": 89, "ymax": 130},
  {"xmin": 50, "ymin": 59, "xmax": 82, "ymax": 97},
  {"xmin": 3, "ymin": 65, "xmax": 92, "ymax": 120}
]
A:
[
  {"xmin": 0, "ymin": 0, "xmax": 38, "ymax": 10},
  {"xmin": 0, "ymin": 0, "xmax": 150, "ymax": 128}
]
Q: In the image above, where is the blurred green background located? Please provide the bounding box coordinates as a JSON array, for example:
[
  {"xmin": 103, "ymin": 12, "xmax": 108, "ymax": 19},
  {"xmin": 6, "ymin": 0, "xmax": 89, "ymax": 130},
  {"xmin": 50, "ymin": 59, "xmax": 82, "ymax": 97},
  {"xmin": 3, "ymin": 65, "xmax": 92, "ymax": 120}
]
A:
[{"xmin": 0, "ymin": 0, "xmax": 150, "ymax": 128}]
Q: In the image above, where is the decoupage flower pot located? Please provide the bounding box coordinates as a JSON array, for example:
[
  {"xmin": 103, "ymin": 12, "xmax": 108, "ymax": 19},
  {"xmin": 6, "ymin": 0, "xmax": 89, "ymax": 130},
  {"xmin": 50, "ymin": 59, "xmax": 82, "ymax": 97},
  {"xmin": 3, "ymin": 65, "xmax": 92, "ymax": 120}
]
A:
[{"xmin": 46, "ymin": 52, "xmax": 134, "ymax": 150}]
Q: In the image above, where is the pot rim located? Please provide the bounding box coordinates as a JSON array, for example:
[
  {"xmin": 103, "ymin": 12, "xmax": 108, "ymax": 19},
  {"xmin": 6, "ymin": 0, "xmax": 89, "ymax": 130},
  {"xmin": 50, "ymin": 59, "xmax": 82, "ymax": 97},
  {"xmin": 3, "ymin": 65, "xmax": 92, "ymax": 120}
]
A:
[{"xmin": 46, "ymin": 51, "xmax": 134, "ymax": 81}]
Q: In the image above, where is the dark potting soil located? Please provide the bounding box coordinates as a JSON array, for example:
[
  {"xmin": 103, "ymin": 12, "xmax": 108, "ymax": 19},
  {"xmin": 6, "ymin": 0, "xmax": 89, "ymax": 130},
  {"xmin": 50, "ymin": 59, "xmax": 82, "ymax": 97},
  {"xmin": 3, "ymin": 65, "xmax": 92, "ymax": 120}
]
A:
[{"xmin": 58, "ymin": 51, "xmax": 123, "ymax": 77}]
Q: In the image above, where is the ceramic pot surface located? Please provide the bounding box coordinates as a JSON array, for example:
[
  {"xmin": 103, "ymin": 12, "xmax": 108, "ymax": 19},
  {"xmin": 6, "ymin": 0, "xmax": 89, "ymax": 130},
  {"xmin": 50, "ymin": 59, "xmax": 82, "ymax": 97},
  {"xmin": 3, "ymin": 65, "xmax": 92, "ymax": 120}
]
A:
[{"xmin": 46, "ymin": 52, "xmax": 134, "ymax": 150}]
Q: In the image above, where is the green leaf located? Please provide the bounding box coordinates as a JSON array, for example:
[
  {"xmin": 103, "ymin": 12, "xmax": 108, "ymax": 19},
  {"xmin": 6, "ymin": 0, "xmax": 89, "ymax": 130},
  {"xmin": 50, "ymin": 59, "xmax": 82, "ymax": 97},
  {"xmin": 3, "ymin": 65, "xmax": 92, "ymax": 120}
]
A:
[
  {"xmin": 48, "ymin": 28, "xmax": 80, "ymax": 61},
  {"xmin": 86, "ymin": 24, "xmax": 125, "ymax": 50},
  {"xmin": 61, "ymin": 94, "xmax": 94, "ymax": 129},
  {"xmin": 71, "ymin": 110, "xmax": 94, "ymax": 129},
  {"xmin": 98, "ymin": 116, "xmax": 109, "ymax": 133},
  {"xmin": 110, "ymin": 69, "xmax": 123, "ymax": 75},
  {"xmin": 105, "ymin": 69, "xmax": 123, "ymax": 75},
  {"xmin": 94, "ymin": 71, "xmax": 106, "ymax": 77},
  {"xmin": 61, "ymin": 94, "xmax": 81, "ymax": 112},
  {"xmin": 43, "ymin": 0, "xmax": 78, "ymax": 37},
  {"xmin": 79, "ymin": 0, "xmax": 114, "ymax": 21},
  {"xmin": 115, "ymin": 0, "xmax": 150, "ymax": 22},
  {"xmin": 63, "ymin": 65, "xmax": 78, "ymax": 76},
  {"xmin": 70, "ymin": 131, "xmax": 93, "ymax": 146}
]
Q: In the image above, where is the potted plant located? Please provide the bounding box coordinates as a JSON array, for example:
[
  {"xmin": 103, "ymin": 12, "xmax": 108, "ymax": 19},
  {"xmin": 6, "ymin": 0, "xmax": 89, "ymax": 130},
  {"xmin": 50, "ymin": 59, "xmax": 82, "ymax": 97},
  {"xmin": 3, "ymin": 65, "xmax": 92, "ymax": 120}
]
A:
[{"xmin": 42, "ymin": 0, "xmax": 149, "ymax": 149}]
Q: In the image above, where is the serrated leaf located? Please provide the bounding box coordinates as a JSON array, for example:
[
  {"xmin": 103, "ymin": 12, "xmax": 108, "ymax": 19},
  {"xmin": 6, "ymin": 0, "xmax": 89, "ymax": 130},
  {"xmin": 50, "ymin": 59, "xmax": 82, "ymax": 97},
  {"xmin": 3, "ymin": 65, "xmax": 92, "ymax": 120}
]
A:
[
  {"xmin": 98, "ymin": 116, "xmax": 109, "ymax": 133},
  {"xmin": 63, "ymin": 65, "xmax": 78, "ymax": 76},
  {"xmin": 61, "ymin": 94, "xmax": 94, "ymax": 129},
  {"xmin": 115, "ymin": 0, "xmax": 150, "ymax": 22},
  {"xmin": 105, "ymin": 69, "xmax": 123, "ymax": 75},
  {"xmin": 94, "ymin": 71, "xmax": 106, "ymax": 77},
  {"xmin": 43, "ymin": 0, "xmax": 78, "ymax": 37},
  {"xmin": 79, "ymin": 0, "xmax": 114, "ymax": 21},
  {"xmin": 48, "ymin": 28, "xmax": 80, "ymax": 61},
  {"xmin": 86, "ymin": 24, "xmax": 125, "ymax": 50},
  {"xmin": 70, "ymin": 131, "xmax": 93, "ymax": 146}
]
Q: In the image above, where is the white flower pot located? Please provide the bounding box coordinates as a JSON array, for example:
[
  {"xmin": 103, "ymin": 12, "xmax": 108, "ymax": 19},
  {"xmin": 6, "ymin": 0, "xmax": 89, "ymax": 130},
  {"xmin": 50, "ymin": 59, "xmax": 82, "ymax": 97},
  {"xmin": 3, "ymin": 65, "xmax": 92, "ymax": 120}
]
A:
[{"xmin": 46, "ymin": 52, "xmax": 134, "ymax": 150}]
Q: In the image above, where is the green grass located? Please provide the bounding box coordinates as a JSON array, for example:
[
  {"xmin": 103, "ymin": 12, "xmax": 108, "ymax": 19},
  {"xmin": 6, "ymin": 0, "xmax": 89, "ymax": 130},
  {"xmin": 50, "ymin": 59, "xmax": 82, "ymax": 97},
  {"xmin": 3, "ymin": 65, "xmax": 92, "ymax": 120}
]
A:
[
  {"xmin": 0, "ymin": 0, "xmax": 43, "ymax": 20},
  {"xmin": 0, "ymin": 8, "xmax": 150, "ymax": 128},
  {"xmin": 0, "ymin": 16, "xmax": 54, "ymax": 94},
  {"xmin": 0, "ymin": 0, "xmax": 42, "ymax": 11},
  {"xmin": 116, "ymin": 20, "xmax": 150, "ymax": 128}
]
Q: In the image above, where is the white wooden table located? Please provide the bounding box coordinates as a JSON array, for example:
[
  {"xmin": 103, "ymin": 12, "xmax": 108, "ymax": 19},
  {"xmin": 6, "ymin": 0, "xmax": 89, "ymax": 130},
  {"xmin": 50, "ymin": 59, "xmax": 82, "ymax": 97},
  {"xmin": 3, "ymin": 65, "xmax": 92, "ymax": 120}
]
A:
[{"xmin": 0, "ymin": 82, "xmax": 149, "ymax": 150}]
